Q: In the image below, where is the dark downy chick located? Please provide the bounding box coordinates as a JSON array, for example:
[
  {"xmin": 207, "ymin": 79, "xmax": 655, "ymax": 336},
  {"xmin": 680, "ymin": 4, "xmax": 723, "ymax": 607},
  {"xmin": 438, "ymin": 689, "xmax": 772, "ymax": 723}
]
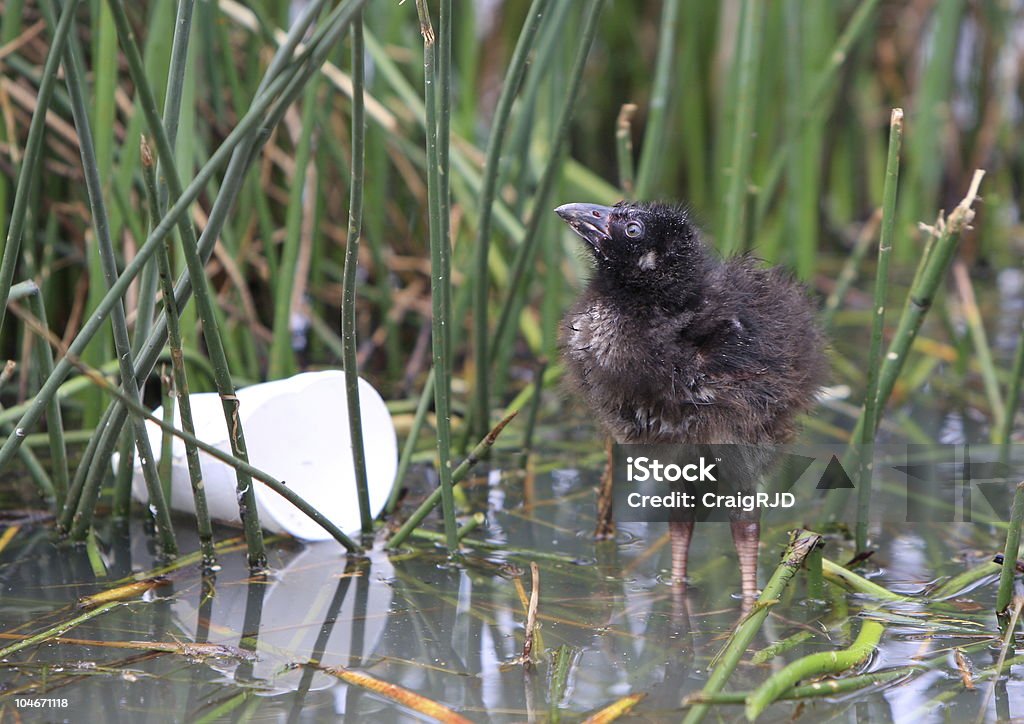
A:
[{"xmin": 556, "ymin": 201, "xmax": 828, "ymax": 599}]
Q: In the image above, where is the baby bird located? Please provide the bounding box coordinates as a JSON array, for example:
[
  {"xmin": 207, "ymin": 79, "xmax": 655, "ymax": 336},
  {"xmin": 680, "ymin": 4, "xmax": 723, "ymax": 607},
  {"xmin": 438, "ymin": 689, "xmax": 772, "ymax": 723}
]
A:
[{"xmin": 556, "ymin": 201, "xmax": 827, "ymax": 599}]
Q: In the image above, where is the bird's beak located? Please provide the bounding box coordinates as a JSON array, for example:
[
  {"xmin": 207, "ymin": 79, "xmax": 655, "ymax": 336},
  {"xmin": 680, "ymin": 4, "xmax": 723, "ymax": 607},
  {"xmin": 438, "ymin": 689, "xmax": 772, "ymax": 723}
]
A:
[{"xmin": 555, "ymin": 203, "xmax": 614, "ymax": 256}]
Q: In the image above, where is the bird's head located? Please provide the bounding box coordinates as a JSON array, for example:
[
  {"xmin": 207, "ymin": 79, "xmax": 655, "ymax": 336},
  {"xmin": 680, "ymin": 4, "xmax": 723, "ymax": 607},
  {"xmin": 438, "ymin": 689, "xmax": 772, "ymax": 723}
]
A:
[{"xmin": 555, "ymin": 201, "xmax": 710, "ymax": 301}]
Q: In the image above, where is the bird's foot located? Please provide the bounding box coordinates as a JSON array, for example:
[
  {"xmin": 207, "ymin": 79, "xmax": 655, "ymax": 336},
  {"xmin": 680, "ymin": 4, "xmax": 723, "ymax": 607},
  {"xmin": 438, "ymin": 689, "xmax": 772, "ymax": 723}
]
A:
[
  {"xmin": 668, "ymin": 519, "xmax": 694, "ymax": 585},
  {"xmin": 731, "ymin": 518, "xmax": 760, "ymax": 612}
]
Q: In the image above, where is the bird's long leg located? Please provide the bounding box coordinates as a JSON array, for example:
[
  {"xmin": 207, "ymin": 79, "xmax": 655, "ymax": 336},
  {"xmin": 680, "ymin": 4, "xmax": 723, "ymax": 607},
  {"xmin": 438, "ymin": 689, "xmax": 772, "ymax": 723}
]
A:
[
  {"xmin": 730, "ymin": 518, "xmax": 760, "ymax": 606},
  {"xmin": 669, "ymin": 519, "xmax": 694, "ymax": 583},
  {"xmin": 594, "ymin": 436, "xmax": 616, "ymax": 539}
]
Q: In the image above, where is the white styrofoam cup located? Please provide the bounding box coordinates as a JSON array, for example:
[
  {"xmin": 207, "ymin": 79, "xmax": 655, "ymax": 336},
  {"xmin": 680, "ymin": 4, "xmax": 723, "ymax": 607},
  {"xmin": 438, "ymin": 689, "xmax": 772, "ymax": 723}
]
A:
[{"xmin": 128, "ymin": 371, "xmax": 396, "ymax": 540}]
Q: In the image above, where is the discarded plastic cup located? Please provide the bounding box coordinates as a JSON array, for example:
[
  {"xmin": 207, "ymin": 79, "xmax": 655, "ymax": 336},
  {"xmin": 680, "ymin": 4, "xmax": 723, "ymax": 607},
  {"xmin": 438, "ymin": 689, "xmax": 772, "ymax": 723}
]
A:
[{"xmin": 128, "ymin": 371, "xmax": 396, "ymax": 540}]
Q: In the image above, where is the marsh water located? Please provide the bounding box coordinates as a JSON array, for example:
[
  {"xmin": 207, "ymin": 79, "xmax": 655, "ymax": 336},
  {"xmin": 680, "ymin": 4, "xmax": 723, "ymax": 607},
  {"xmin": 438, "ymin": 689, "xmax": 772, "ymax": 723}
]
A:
[
  {"xmin": 1, "ymin": 468, "xmax": 1021, "ymax": 722},
  {"xmin": 1, "ymin": 269, "xmax": 1024, "ymax": 722}
]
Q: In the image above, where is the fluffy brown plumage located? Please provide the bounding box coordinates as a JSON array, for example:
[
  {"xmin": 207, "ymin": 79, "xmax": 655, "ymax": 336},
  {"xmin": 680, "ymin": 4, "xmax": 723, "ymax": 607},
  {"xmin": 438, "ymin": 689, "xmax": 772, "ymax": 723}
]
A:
[{"xmin": 557, "ymin": 200, "xmax": 828, "ymax": 598}]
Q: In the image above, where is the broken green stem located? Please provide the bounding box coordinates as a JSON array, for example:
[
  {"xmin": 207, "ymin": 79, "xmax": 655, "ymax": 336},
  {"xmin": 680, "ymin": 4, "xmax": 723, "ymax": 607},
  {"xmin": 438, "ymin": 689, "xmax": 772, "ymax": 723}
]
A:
[
  {"xmin": 683, "ymin": 529, "xmax": 822, "ymax": 724},
  {"xmin": 856, "ymin": 108, "xmax": 903, "ymax": 551},
  {"xmin": 745, "ymin": 617, "xmax": 885, "ymax": 719},
  {"xmin": 996, "ymin": 481, "xmax": 1024, "ymax": 613},
  {"xmin": 0, "ymin": 602, "xmax": 121, "ymax": 660},
  {"xmin": 387, "ymin": 411, "xmax": 517, "ymax": 550}
]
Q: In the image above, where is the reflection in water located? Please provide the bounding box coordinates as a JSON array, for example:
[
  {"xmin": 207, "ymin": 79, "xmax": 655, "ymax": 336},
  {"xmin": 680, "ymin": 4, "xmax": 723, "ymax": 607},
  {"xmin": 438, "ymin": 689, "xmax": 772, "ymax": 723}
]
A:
[{"xmin": 0, "ymin": 453, "xmax": 1021, "ymax": 720}]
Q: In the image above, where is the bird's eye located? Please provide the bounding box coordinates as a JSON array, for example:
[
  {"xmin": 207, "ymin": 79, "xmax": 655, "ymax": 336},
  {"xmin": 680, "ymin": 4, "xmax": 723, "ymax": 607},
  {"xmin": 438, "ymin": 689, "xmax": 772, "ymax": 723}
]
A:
[{"xmin": 624, "ymin": 220, "xmax": 644, "ymax": 238}]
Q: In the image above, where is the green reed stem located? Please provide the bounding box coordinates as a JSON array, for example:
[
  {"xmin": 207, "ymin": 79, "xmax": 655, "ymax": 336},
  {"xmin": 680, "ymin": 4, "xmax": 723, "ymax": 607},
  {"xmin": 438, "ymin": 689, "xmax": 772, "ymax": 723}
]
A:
[
  {"xmin": 342, "ymin": 11, "xmax": 372, "ymax": 535},
  {"xmin": 634, "ymin": 0, "xmax": 679, "ymax": 199},
  {"xmin": 821, "ymin": 208, "xmax": 880, "ymax": 327},
  {"xmin": 386, "ymin": 369, "xmax": 435, "ymax": 516},
  {"xmin": 158, "ymin": 0, "xmax": 195, "ymax": 198},
  {"xmin": 0, "ymin": 357, "xmax": 53, "ymax": 501},
  {"xmin": 684, "ymin": 530, "xmax": 822, "ymax": 724},
  {"xmin": 754, "ymin": 0, "xmax": 880, "ymax": 223},
  {"xmin": 0, "ymin": 0, "xmax": 79, "ymax": 339},
  {"xmin": 26, "ymin": 292, "xmax": 68, "ymax": 506},
  {"xmin": 46, "ymin": 0, "xmax": 176, "ymax": 553},
  {"xmin": 871, "ymin": 171, "xmax": 984, "ymax": 429},
  {"xmin": 952, "ymin": 262, "xmax": 1006, "ymax": 439},
  {"xmin": 856, "ymin": 108, "xmax": 903, "ymax": 551},
  {"xmin": 439, "ymin": 0, "xmax": 453, "ymax": 385},
  {"xmin": 59, "ymin": 404, "xmax": 114, "ymax": 532},
  {"xmin": 106, "ymin": 0, "xmax": 271, "ymax": 566},
  {"xmin": 718, "ymin": 0, "xmax": 763, "ymax": 257},
  {"xmin": 387, "ymin": 411, "xmax": 517, "ymax": 550},
  {"xmin": 996, "ymin": 318, "xmax": 1024, "ymax": 447},
  {"xmin": 996, "ymin": 481, "xmax": 1024, "ymax": 613},
  {"xmin": 686, "ymin": 667, "xmax": 914, "ymax": 706},
  {"xmin": 821, "ymin": 557, "xmax": 910, "ymax": 601},
  {"xmin": 269, "ymin": 74, "xmax": 321, "ymax": 378},
  {"xmin": 806, "ymin": 540, "xmax": 824, "ymax": 599},
  {"xmin": 158, "ymin": 375, "xmax": 173, "ymax": 503},
  {"xmin": 141, "ymin": 139, "xmax": 215, "ymax": 565},
  {"xmin": 415, "ymin": 0, "xmax": 458, "ymax": 551},
  {"xmin": 0, "ymin": 1, "xmax": 350, "ymax": 504},
  {"xmin": 518, "ymin": 357, "xmax": 547, "ymax": 469},
  {"xmin": 825, "ymin": 172, "xmax": 985, "ymax": 522},
  {"xmin": 751, "ymin": 630, "xmax": 815, "ymax": 664},
  {"xmin": 78, "ymin": 0, "xmax": 341, "ymax": 496},
  {"xmin": 745, "ymin": 618, "xmax": 885, "ymax": 719},
  {"xmin": 457, "ymin": 512, "xmax": 484, "ymax": 540},
  {"xmin": 53, "ymin": 351, "xmax": 360, "ymax": 552},
  {"xmin": 471, "ymin": 0, "xmax": 550, "ymax": 442},
  {"xmin": 0, "ymin": 601, "xmax": 121, "ymax": 660},
  {"xmin": 489, "ymin": 0, "xmax": 606, "ymax": 392},
  {"xmin": 929, "ymin": 560, "xmax": 1001, "ymax": 600}
]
